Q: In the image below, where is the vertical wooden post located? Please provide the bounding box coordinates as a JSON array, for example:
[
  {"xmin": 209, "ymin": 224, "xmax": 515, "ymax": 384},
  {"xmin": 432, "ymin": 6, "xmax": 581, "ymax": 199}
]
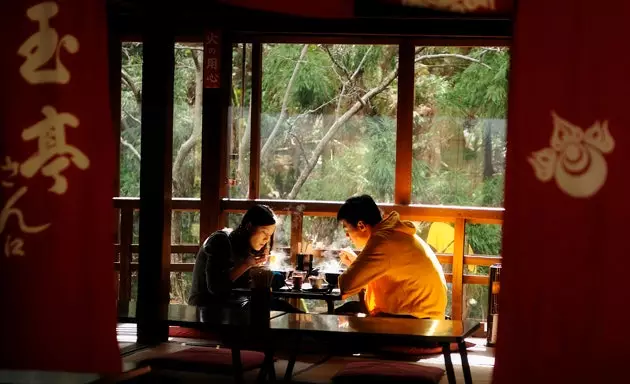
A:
[
  {"xmin": 136, "ymin": 5, "xmax": 174, "ymax": 344},
  {"xmin": 452, "ymin": 218, "xmax": 466, "ymax": 320},
  {"xmin": 394, "ymin": 42, "xmax": 414, "ymax": 205},
  {"xmin": 200, "ymin": 29, "xmax": 231, "ymax": 241},
  {"xmin": 118, "ymin": 207, "xmax": 133, "ymax": 303},
  {"xmin": 249, "ymin": 43, "xmax": 262, "ymax": 199},
  {"xmin": 290, "ymin": 211, "xmax": 304, "ymax": 265}
]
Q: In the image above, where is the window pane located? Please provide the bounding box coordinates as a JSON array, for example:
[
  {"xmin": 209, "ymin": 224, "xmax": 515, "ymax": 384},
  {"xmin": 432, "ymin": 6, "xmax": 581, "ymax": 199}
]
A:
[
  {"xmin": 229, "ymin": 43, "xmax": 252, "ymax": 198},
  {"xmin": 171, "ymin": 211, "xmax": 200, "ymax": 245},
  {"xmin": 465, "ymin": 223, "xmax": 502, "ymax": 256},
  {"xmin": 172, "ymin": 42, "xmax": 203, "ymax": 198},
  {"xmin": 464, "ymin": 284, "xmax": 488, "ymax": 321},
  {"xmin": 170, "ymin": 271, "xmax": 194, "ymax": 305},
  {"xmin": 120, "ymin": 42, "xmax": 143, "ymax": 197},
  {"xmin": 411, "ymin": 47, "xmax": 509, "ymax": 207},
  {"xmin": 260, "ymin": 44, "xmax": 398, "ymax": 202},
  {"xmin": 302, "ymin": 216, "xmax": 351, "ymax": 250}
]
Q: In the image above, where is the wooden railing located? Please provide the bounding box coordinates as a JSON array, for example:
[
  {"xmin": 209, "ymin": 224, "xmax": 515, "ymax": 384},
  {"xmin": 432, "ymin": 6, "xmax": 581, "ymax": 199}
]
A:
[{"xmin": 113, "ymin": 197, "xmax": 504, "ymax": 320}]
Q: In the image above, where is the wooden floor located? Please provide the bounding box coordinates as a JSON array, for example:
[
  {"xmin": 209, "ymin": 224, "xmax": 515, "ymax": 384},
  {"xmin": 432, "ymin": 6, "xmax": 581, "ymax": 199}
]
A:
[{"xmin": 119, "ymin": 323, "xmax": 494, "ymax": 383}]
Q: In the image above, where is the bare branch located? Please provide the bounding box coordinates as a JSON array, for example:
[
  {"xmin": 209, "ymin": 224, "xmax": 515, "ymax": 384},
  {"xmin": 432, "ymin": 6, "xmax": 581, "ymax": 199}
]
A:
[
  {"xmin": 322, "ymin": 45, "xmax": 352, "ymax": 81},
  {"xmin": 261, "ymin": 44, "xmax": 309, "ymax": 161},
  {"xmin": 288, "ymin": 95, "xmax": 339, "ymax": 127},
  {"xmin": 290, "ymin": 132, "xmax": 311, "ymax": 169},
  {"xmin": 416, "ymin": 53, "xmax": 492, "ymax": 69},
  {"xmin": 121, "ymin": 69, "xmax": 142, "ymax": 104},
  {"xmin": 351, "ymin": 46, "xmax": 372, "ymax": 81},
  {"xmin": 120, "ymin": 137, "xmax": 141, "ymax": 161},
  {"xmin": 123, "ymin": 108, "xmax": 141, "ymax": 126}
]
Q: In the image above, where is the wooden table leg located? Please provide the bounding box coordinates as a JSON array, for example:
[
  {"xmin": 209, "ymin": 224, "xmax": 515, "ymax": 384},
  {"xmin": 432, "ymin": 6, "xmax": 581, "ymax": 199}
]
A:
[
  {"xmin": 284, "ymin": 335, "xmax": 301, "ymax": 382},
  {"xmin": 458, "ymin": 340, "xmax": 473, "ymax": 384},
  {"xmin": 232, "ymin": 347, "xmax": 244, "ymax": 384},
  {"xmin": 257, "ymin": 348, "xmax": 276, "ymax": 383},
  {"xmin": 326, "ymin": 299, "xmax": 334, "ymax": 314},
  {"xmin": 442, "ymin": 342, "xmax": 456, "ymax": 384}
]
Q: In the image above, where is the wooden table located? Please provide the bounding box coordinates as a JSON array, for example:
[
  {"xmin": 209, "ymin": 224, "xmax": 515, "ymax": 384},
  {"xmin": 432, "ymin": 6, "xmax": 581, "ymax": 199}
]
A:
[
  {"xmin": 232, "ymin": 287, "xmax": 343, "ymax": 313},
  {"xmin": 269, "ymin": 313, "xmax": 480, "ymax": 384},
  {"xmin": 117, "ymin": 301, "xmax": 285, "ymax": 327}
]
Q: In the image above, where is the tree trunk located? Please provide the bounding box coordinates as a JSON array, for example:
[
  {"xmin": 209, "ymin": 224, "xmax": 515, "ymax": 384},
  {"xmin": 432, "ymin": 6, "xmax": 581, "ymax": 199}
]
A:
[{"xmin": 483, "ymin": 120, "xmax": 494, "ymax": 180}]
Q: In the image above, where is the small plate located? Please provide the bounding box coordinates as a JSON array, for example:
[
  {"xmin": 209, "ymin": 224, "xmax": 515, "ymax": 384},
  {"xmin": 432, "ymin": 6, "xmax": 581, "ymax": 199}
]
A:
[{"xmin": 301, "ymin": 284, "xmax": 330, "ymax": 293}]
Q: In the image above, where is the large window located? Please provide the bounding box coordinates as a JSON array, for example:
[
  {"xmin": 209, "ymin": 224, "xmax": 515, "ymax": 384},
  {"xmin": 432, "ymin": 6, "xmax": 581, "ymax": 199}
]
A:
[
  {"xmin": 259, "ymin": 44, "xmax": 398, "ymax": 203},
  {"xmin": 411, "ymin": 46, "xmax": 508, "ymax": 207}
]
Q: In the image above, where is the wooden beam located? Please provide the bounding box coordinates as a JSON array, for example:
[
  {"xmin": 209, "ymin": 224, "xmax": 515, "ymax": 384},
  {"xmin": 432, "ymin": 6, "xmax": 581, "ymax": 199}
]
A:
[
  {"xmin": 200, "ymin": 29, "xmax": 232, "ymax": 240},
  {"xmin": 113, "ymin": 197, "xmax": 505, "ymax": 224},
  {"xmin": 290, "ymin": 211, "xmax": 304, "ymax": 265},
  {"xmin": 248, "ymin": 42, "xmax": 262, "ymax": 199},
  {"xmin": 109, "ymin": 33, "xmax": 122, "ymax": 198},
  {"xmin": 113, "ymin": 197, "xmax": 201, "ymax": 211},
  {"xmin": 136, "ymin": 5, "xmax": 174, "ymax": 344},
  {"xmin": 118, "ymin": 207, "xmax": 134, "ymax": 303},
  {"xmin": 220, "ymin": 198, "xmax": 504, "ymax": 223},
  {"xmin": 451, "ymin": 218, "xmax": 466, "ymax": 320},
  {"xmin": 395, "ymin": 42, "xmax": 414, "ymax": 205}
]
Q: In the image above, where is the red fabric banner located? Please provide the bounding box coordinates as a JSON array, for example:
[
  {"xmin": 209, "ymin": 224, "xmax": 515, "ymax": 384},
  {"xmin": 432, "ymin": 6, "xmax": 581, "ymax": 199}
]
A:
[
  {"xmin": 0, "ymin": 0, "xmax": 120, "ymax": 373},
  {"xmin": 494, "ymin": 2, "xmax": 630, "ymax": 382},
  {"xmin": 203, "ymin": 31, "xmax": 222, "ymax": 89},
  {"xmin": 374, "ymin": 0, "xmax": 513, "ymax": 14}
]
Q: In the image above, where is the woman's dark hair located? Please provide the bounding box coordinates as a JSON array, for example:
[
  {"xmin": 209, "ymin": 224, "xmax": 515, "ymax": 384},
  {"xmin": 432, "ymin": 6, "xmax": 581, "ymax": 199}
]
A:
[
  {"xmin": 230, "ymin": 204, "xmax": 276, "ymax": 256},
  {"xmin": 337, "ymin": 194, "xmax": 383, "ymax": 227}
]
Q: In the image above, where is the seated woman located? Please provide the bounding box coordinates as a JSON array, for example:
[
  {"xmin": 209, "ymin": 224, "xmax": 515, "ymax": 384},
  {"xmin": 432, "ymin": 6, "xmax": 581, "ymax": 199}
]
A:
[{"xmin": 188, "ymin": 204, "xmax": 301, "ymax": 313}]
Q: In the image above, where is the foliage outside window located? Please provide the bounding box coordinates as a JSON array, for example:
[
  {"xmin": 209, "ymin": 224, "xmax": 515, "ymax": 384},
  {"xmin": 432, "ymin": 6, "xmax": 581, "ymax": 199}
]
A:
[{"xmin": 257, "ymin": 44, "xmax": 398, "ymax": 203}]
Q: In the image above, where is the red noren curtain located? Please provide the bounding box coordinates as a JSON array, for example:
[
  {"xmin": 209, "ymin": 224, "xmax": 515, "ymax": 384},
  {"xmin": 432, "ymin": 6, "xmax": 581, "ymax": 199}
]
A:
[
  {"xmin": 0, "ymin": 0, "xmax": 121, "ymax": 373},
  {"xmin": 494, "ymin": 1, "xmax": 630, "ymax": 382}
]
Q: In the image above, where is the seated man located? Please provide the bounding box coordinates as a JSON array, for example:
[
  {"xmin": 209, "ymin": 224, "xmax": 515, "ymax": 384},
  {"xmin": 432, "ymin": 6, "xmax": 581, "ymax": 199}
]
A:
[{"xmin": 336, "ymin": 195, "xmax": 447, "ymax": 319}]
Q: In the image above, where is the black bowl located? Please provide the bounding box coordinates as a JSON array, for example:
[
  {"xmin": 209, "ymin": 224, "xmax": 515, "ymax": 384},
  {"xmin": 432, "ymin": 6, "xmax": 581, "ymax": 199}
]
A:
[{"xmin": 324, "ymin": 271, "xmax": 344, "ymax": 288}]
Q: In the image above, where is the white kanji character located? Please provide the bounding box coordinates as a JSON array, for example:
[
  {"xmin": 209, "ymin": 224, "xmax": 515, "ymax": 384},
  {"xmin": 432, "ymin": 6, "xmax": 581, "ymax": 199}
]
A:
[
  {"xmin": 206, "ymin": 33, "xmax": 219, "ymax": 45},
  {"xmin": 0, "ymin": 186, "xmax": 50, "ymax": 235},
  {"xmin": 20, "ymin": 105, "xmax": 90, "ymax": 194},
  {"xmin": 17, "ymin": 2, "xmax": 79, "ymax": 84},
  {"xmin": 4, "ymin": 235, "xmax": 25, "ymax": 258},
  {"xmin": 206, "ymin": 73, "xmax": 219, "ymax": 84},
  {"xmin": 207, "ymin": 58, "xmax": 218, "ymax": 71},
  {"xmin": 1, "ymin": 157, "xmax": 20, "ymax": 188}
]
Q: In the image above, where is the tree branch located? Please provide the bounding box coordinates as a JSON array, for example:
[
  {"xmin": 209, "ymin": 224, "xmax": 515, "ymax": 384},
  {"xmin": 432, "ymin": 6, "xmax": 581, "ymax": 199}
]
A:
[
  {"xmin": 287, "ymin": 62, "xmax": 399, "ymax": 199},
  {"xmin": 322, "ymin": 45, "xmax": 352, "ymax": 82},
  {"xmin": 121, "ymin": 69, "xmax": 142, "ymax": 104},
  {"xmin": 261, "ymin": 44, "xmax": 309, "ymax": 161},
  {"xmin": 351, "ymin": 46, "xmax": 372, "ymax": 81},
  {"xmin": 120, "ymin": 137, "xmax": 141, "ymax": 161},
  {"xmin": 123, "ymin": 108, "xmax": 141, "ymax": 126},
  {"xmin": 290, "ymin": 132, "xmax": 311, "ymax": 169},
  {"xmin": 416, "ymin": 53, "xmax": 491, "ymax": 69}
]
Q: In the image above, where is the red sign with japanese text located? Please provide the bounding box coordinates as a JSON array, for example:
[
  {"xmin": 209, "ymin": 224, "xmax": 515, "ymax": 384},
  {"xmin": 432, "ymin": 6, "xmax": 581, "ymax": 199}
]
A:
[
  {"xmin": 203, "ymin": 30, "xmax": 221, "ymax": 89},
  {"xmin": 0, "ymin": 1, "xmax": 120, "ymax": 373}
]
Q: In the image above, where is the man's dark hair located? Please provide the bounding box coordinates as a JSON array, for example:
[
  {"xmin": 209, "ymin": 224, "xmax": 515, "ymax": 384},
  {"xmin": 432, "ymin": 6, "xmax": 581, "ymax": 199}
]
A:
[{"xmin": 337, "ymin": 195, "xmax": 383, "ymax": 227}]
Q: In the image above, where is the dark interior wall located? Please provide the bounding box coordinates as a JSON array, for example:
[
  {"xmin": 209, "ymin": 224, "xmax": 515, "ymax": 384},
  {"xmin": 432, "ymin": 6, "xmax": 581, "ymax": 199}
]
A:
[{"xmin": 107, "ymin": 0, "xmax": 513, "ymax": 42}]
